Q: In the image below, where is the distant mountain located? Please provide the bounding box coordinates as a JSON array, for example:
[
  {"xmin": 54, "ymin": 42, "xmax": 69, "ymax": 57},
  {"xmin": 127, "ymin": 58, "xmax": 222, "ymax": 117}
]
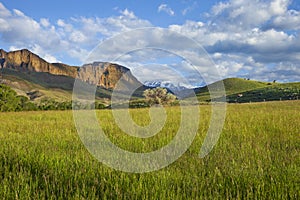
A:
[
  {"xmin": 0, "ymin": 49, "xmax": 143, "ymax": 101},
  {"xmin": 143, "ymin": 80, "xmax": 189, "ymax": 91},
  {"xmin": 143, "ymin": 81, "xmax": 195, "ymax": 99}
]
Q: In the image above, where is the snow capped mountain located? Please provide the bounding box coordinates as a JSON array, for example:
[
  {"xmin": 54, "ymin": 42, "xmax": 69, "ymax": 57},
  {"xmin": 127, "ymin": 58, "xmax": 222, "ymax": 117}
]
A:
[
  {"xmin": 143, "ymin": 81, "xmax": 195, "ymax": 99},
  {"xmin": 144, "ymin": 81, "xmax": 188, "ymax": 90},
  {"xmin": 143, "ymin": 81, "xmax": 162, "ymax": 88}
]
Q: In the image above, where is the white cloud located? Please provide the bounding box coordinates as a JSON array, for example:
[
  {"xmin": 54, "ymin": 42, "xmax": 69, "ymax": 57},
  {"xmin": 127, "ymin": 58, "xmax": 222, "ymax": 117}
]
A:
[
  {"xmin": 57, "ymin": 19, "xmax": 73, "ymax": 33},
  {"xmin": 0, "ymin": 3, "xmax": 11, "ymax": 17},
  {"xmin": 31, "ymin": 44, "xmax": 60, "ymax": 63},
  {"xmin": 8, "ymin": 46, "xmax": 20, "ymax": 51},
  {"xmin": 13, "ymin": 9, "xmax": 25, "ymax": 17},
  {"xmin": 158, "ymin": 4, "xmax": 175, "ymax": 16},
  {"xmin": 84, "ymin": 28, "xmax": 224, "ymax": 85},
  {"xmin": 164, "ymin": 0, "xmax": 300, "ymax": 83},
  {"xmin": 250, "ymin": 62, "xmax": 300, "ymax": 82},
  {"xmin": 57, "ymin": 19, "xmax": 65, "ymax": 27},
  {"xmin": 271, "ymin": 10, "xmax": 300, "ymax": 30},
  {"xmin": 0, "ymin": 18, "xmax": 10, "ymax": 31},
  {"xmin": 0, "ymin": 4, "xmax": 152, "ymax": 65},
  {"xmin": 40, "ymin": 18, "xmax": 50, "ymax": 27},
  {"xmin": 72, "ymin": 9, "xmax": 151, "ymax": 39},
  {"xmin": 120, "ymin": 8, "xmax": 136, "ymax": 19},
  {"xmin": 245, "ymin": 29, "xmax": 294, "ymax": 52},
  {"xmin": 0, "ymin": 4, "xmax": 73, "ymax": 62},
  {"xmin": 182, "ymin": 2, "xmax": 198, "ymax": 16},
  {"xmin": 209, "ymin": 0, "xmax": 292, "ymax": 31},
  {"xmin": 212, "ymin": 2, "xmax": 229, "ymax": 15},
  {"xmin": 270, "ymin": 0, "xmax": 289, "ymax": 15},
  {"xmin": 70, "ymin": 31, "xmax": 88, "ymax": 43},
  {"xmin": 130, "ymin": 63, "xmax": 191, "ymax": 85}
]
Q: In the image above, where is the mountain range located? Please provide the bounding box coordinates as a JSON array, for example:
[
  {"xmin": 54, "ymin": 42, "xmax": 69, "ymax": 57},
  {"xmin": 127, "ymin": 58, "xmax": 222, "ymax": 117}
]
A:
[{"xmin": 0, "ymin": 49, "xmax": 299, "ymax": 103}]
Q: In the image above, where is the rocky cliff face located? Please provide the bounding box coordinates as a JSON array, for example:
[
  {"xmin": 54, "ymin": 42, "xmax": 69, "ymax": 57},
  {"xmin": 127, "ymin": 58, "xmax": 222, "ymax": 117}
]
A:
[
  {"xmin": 78, "ymin": 62, "xmax": 141, "ymax": 90},
  {"xmin": 0, "ymin": 49, "xmax": 141, "ymax": 90},
  {"xmin": 0, "ymin": 49, "xmax": 78, "ymax": 77}
]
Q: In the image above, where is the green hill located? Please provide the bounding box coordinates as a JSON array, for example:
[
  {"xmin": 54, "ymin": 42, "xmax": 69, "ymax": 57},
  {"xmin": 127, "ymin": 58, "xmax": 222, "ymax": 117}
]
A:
[
  {"xmin": 195, "ymin": 78, "xmax": 269, "ymax": 101},
  {"xmin": 226, "ymin": 82, "xmax": 300, "ymax": 103},
  {"xmin": 195, "ymin": 78, "xmax": 300, "ymax": 103},
  {"xmin": 219, "ymin": 78, "xmax": 269, "ymax": 94}
]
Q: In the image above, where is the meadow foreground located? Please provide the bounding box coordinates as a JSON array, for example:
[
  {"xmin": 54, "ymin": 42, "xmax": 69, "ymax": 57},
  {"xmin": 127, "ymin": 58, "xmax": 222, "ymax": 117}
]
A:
[{"xmin": 0, "ymin": 101, "xmax": 299, "ymax": 199}]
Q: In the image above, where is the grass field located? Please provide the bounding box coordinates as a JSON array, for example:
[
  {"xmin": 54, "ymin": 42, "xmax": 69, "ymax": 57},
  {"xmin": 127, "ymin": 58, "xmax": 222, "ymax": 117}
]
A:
[{"xmin": 0, "ymin": 101, "xmax": 299, "ymax": 199}]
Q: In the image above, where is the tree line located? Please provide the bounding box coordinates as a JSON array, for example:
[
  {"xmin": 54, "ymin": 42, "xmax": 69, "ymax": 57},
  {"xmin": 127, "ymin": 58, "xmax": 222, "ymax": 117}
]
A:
[
  {"xmin": 0, "ymin": 84, "xmax": 79, "ymax": 112},
  {"xmin": 0, "ymin": 84, "xmax": 177, "ymax": 112}
]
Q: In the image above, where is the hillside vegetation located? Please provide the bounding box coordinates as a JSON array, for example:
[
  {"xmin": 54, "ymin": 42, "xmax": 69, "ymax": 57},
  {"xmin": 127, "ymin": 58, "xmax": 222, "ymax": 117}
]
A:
[
  {"xmin": 0, "ymin": 83, "xmax": 147, "ymax": 111},
  {"xmin": 1, "ymin": 70, "xmax": 73, "ymax": 101},
  {"xmin": 225, "ymin": 80, "xmax": 300, "ymax": 103},
  {"xmin": 195, "ymin": 78, "xmax": 300, "ymax": 102}
]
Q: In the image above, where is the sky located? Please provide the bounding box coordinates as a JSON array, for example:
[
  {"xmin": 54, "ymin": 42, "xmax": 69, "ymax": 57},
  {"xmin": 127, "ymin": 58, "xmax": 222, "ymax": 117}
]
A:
[{"xmin": 0, "ymin": 0, "xmax": 299, "ymax": 86}]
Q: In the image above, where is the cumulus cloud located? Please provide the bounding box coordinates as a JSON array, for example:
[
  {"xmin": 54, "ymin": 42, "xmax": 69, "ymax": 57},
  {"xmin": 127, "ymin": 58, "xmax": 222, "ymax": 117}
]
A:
[
  {"xmin": 250, "ymin": 62, "xmax": 300, "ymax": 82},
  {"xmin": 0, "ymin": 18, "xmax": 10, "ymax": 31},
  {"xmin": 84, "ymin": 28, "xmax": 223, "ymax": 86},
  {"xmin": 40, "ymin": 18, "xmax": 50, "ymax": 27},
  {"xmin": 0, "ymin": 4, "xmax": 151, "ymax": 64},
  {"xmin": 0, "ymin": 3, "xmax": 64, "ymax": 59},
  {"xmin": 270, "ymin": 10, "xmax": 300, "ymax": 30},
  {"xmin": 270, "ymin": 0, "xmax": 289, "ymax": 15},
  {"xmin": 120, "ymin": 8, "xmax": 136, "ymax": 19},
  {"xmin": 13, "ymin": 9, "xmax": 26, "ymax": 17},
  {"xmin": 31, "ymin": 44, "xmax": 60, "ymax": 63},
  {"xmin": 71, "ymin": 9, "xmax": 151, "ymax": 39},
  {"xmin": 209, "ymin": 0, "xmax": 291, "ymax": 31},
  {"xmin": 0, "ymin": 3, "xmax": 11, "ymax": 17},
  {"xmin": 166, "ymin": 0, "xmax": 300, "ymax": 83},
  {"xmin": 158, "ymin": 4, "xmax": 175, "ymax": 16}
]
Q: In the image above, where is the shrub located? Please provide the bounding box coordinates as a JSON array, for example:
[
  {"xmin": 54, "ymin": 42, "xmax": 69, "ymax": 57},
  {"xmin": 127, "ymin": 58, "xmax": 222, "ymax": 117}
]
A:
[{"xmin": 143, "ymin": 87, "xmax": 176, "ymax": 106}]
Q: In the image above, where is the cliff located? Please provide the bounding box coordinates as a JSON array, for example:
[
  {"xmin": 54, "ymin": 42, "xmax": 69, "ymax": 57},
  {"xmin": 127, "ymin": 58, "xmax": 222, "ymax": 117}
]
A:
[
  {"xmin": 0, "ymin": 49, "xmax": 141, "ymax": 90},
  {"xmin": 79, "ymin": 62, "xmax": 141, "ymax": 90},
  {"xmin": 0, "ymin": 49, "xmax": 78, "ymax": 77}
]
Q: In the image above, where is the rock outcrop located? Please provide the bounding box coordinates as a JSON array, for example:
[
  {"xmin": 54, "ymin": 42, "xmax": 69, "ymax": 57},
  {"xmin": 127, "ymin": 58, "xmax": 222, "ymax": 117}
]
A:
[
  {"xmin": 0, "ymin": 49, "xmax": 78, "ymax": 77},
  {"xmin": 78, "ymin": 62, "xmax": 141, "ymax": 90},
  {"xmin": 0, "ymin": 49, "xmax": 141, "ymax": 90}
]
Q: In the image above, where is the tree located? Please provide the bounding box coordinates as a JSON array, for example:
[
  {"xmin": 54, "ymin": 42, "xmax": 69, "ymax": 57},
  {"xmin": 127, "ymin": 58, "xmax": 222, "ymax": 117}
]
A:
[
  {"xmin": 143, "ymin": 87, "xmax": 176, "ymax": 106},
  {"xmin": 0, "ymin": 84, "xmax": 22, "ymax": 111}
]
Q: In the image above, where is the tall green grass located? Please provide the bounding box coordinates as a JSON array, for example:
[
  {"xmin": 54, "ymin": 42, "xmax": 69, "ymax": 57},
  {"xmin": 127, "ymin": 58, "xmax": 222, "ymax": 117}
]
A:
[{"xmin": 0, "ymin": 101, "xmax": 299, "ymax": 199}]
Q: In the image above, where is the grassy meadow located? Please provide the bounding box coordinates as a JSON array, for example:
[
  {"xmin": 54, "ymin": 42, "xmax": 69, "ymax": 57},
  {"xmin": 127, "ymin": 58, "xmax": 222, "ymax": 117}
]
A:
[{"xmin": 0, "ymin": 101, "xmax": 299, "ymax": 199}]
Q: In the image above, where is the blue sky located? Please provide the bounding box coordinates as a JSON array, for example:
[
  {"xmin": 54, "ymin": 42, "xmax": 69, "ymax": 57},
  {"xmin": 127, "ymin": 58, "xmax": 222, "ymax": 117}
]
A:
[{"xmin": 0, "ymin": 0, "xmax": 299, "ymax": 85}]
